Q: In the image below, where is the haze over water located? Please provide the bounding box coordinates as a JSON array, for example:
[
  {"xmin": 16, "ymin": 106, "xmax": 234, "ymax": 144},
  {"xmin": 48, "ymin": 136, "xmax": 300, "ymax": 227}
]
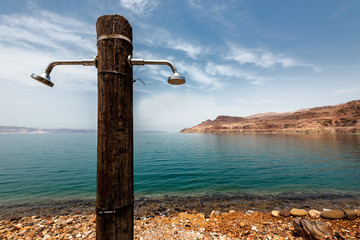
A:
[{"xmin": 0, "ymin": 132, "xmax": 359, "ymax": 206}]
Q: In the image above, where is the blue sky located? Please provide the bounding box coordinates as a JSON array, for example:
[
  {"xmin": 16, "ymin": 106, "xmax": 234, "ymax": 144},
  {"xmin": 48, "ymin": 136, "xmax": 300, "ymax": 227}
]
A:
[{"xmin": 1, "ymin": 0, "xmax": 359, "ymax": 131}]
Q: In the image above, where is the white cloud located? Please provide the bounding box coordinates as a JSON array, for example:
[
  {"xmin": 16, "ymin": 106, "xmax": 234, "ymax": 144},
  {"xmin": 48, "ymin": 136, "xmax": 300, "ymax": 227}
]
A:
[
  {"xmin": 188, "ymin": 0, "xmax": 202, "ymax": 8},
  {"xmin": 171, "ymin": 41, "xmax": 203, "ymax": 59},
  {"xmin": 188, "ymin": 0, "xmax": 238, "ymax": 13},
  {"xmin": 225, "ymin": 43, "xmax": 320, "ymax": 72},
  {"xmin": 177, "ymin": 62, "xmax": 222, "ymax": 90},
  {"xmin": 205, "ymin": 62, "xmax": 267, "ymax": 85},
  {"xmin": 119, "ymin": 0, "xmax": 159, "ymax": 16},
  {"xmin": 0, "ymin": 11, "xmax": 95, "ymax": 54},
  {"xmin": 0, "ymin": 11, "xmax": 96, "ymax": 89},
  {"xmin": 135, "ymin": 23, "xmax": 204, "ymax": 59},
  {"xmin": 226, "ymin": 44, "xmax": 297, "ymax": 69}
]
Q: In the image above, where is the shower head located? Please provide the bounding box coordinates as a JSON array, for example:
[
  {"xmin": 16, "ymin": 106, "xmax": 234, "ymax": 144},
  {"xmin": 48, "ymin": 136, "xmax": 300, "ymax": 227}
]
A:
[
  {"xmin": 30, "ymin": 58, "xmax": 95, "ymax": 87},
  {"xmin": 128, "ymin": 56, "xmax": 186, "ymax": 85},
  {"xmin": 168, "ymin": 72, "xmax": 186, "ymax": 85},
  {"xmin": 30, "ymin": 73, "xmax": 54, "ymax": 87}
]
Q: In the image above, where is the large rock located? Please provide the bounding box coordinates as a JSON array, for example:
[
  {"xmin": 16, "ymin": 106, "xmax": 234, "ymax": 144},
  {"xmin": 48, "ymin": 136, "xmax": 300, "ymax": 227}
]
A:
[
  {"xmin": 293, "ymin": 218, "xmax": 334, "ymax": 239},
  {"xmin": 290, "ymin": 208, "xmax": 308, "ymax": 217},
  {"xmin": 320, "ymin": 210, "xmax": 345, "ymax": 219},
  {"xmin": 343, "ymin": 209, "xmax": 357, "ymax": 220}
]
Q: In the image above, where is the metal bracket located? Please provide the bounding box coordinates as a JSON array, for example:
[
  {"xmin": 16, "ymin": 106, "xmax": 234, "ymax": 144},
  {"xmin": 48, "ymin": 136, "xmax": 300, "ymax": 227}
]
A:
[
  {"xmin": 97, "ymin": 34, "xmax": 133, "ymax": 47},
  {"xmin": 98, "ymin": 70, "xmax": 131, "ymax": 77},
  {"xmin": 96, "ymin": 199, "xmax": 134, "ymax": 216}
]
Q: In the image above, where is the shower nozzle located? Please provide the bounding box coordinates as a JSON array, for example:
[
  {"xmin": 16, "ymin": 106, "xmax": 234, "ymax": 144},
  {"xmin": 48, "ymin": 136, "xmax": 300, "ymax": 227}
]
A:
[
  {"xmin": 128, "ymin": 56, "xmax": 185, "ymax": 85},
  {"xmin": 30, "ymin": 73, "xmax": 54, "ymax": 87},
  {"xmin": 168, "ymin": 73, "xmax": 186, "ymax": 85}
]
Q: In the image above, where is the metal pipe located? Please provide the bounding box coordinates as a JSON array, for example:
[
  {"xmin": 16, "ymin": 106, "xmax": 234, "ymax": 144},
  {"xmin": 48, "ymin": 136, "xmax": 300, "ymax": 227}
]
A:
[
  {"xmin": 128, "ymin": 56, "xmax": 178, "ymax": 73},
  {"xmin": 127, "ymin": 55, "xmax": 185, "ymax": 85},
  {"xmin": 45, "ymin": 59, "xmax": 96, "ymax": 75},
  {"xmin": 31, "ymin": 58, "xmax": 96, "ymax": 87}
]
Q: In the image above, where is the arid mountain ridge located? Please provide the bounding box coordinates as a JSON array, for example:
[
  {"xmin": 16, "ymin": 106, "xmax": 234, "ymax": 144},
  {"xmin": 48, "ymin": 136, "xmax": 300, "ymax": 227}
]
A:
[{"xmin": 181, "ymin": 100, "xmax": 360, "ymax": 134}]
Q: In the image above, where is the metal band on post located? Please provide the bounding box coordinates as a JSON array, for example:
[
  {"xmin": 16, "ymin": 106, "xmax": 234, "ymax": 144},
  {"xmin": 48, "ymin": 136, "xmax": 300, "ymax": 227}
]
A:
[
  {"xmin": 97, "ymin": 70, "xmax": 131, "ymax": 77},
  {"xmin": 97, "ymin": 34, "xmax": 133, "ymax": 47},
  {"xmin": 96, "ymin": 199, "xmax": 134, "ymax": 216}
]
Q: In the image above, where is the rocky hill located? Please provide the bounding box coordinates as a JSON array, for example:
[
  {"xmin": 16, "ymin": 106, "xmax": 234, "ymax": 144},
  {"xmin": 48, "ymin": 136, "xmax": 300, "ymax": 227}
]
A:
[{"xmin": 181, "ymin": 100, "xmax": 360, "ymax": 134}]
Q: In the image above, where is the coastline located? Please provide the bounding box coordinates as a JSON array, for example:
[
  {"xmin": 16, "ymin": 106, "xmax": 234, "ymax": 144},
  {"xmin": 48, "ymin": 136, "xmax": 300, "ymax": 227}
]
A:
[
  {"xmin": 180, "ymin": 127, "xmax": 360, "ymax": 134},
  {"xmin": 1, "ymin": 192, "xmax": 359, "ymax": 220},
  {"xmin": 1, "ymin": 193, "xmax": 360, "ymax": 239}
]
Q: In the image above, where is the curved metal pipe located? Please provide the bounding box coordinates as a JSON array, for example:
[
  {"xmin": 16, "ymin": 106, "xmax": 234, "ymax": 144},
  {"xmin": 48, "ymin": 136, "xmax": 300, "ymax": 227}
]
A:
[
  {"xmin": 127, "ymin": 55, "xmax": 185, "ymax": 85},
  {"xmin": 128, "ymin": 56, "xmax": 178, "ymax": 74},
  {"xmin": 31, "ymin": 58, "xmax": 96, "ymax": 87},
  {"xmin": 45, "ymin": 59, "xmax": 95, "ymax": 75}
]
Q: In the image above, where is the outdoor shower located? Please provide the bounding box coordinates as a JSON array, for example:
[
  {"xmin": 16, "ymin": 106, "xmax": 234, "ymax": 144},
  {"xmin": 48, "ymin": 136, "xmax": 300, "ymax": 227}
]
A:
[{"xmin": 31, "ymin": 56, "xmax": 185, "ymax": 87}]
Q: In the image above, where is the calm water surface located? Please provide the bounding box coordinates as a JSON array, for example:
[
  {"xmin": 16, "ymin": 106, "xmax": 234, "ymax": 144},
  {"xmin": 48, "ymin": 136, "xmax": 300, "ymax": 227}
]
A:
[{"xmin": 0, "ymin": 132, "xmax": 359, "ymax": 205}]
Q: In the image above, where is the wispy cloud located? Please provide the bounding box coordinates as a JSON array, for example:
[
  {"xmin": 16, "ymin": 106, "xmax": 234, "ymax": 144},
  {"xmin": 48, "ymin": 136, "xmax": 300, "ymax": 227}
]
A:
[
  {"xmin": 135, "ymin": 23, "xmax": 204, "ymax": 59},
  {"xmin": 331, "ymin": 5, "xmax": 348, "ymax": 19},
  {"xmin": 178, "ymin": 62, "xmax": 222, "ymax": 90},
  {"xmin": 226, "ymin": 44, "xmax": 296, "ymax": 69},
  {"xmin": 205, "ymin": 62, "xmax": 267, "ymax": 85},
  {"xmin": 188, "ymin": 0, "xmax": 229, "ymax": 11},
  {"xmin": 0, "ymin": 11, "xmax": 96, "ymax": 89},
  {"xmin": 0, "ymin": 11, "xmax": 95, "ymax": 54},
  {"xmin": 119, "ymin": 0, "xmax": 159, "ymax": 16},
  {"xmin": 225, "ymin": 43, "xmax": 320, "ymax": 72}
]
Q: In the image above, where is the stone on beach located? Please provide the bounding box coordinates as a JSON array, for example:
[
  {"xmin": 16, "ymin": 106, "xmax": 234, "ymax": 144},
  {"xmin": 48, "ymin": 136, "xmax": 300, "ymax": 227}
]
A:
[
  {"xmin": 279, "ymin": 209, "xmax": 291, "ymax": 217},
  {"xmin": 290, "ymin": 208, "xmax": 308, "ymax": 217},
  {"xmin": 343, "ymin": 209, "xmax": 358, "ymax": 220},
  {"xmin": 320, "ymin": 210, "xmax": 345, "ymax": 219},
  {"xmin": 210, "ymin": 210, "xmax": 221, "ymax": 217},
  {"xmin": 308, "ymin": 209, "xmax": 321, "ymax": 219},
  {"xmin": 271, "ymin": 210, "xmax": 280, "ymax": 217}
]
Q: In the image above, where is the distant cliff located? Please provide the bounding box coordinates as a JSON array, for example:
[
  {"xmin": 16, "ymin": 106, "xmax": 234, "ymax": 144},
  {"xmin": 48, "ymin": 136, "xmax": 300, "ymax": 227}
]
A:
[
  {"xmin": 0, "ymin": 126, "xmax": 96, "ymax": 134},
  {"xmin": 181, "ymin": 100, "xmax": 360, "ymax": 134}
]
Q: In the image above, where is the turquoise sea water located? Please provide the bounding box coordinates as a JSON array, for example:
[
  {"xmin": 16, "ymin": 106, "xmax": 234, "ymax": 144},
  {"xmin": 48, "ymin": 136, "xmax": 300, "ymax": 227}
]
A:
[{"xmin": 0, "ymin": 132, "xmax": 359, "ymax": 205}]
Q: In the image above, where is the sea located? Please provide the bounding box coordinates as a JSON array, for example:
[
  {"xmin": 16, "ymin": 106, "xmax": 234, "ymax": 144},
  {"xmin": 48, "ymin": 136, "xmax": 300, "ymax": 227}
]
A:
[{"xmin": 0, "ymin": 132, "xmax": 359, "ymax": 206}]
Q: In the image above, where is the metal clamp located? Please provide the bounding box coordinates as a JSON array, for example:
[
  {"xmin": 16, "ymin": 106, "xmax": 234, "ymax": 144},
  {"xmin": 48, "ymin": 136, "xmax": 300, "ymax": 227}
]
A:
[
  {"xmin": 97, "ymin": 34, "xmax": 133, "ymax": 47},
  {"xmin": 97, "ymin": 70, "xmax": 131, "ymax": 77},
  {"xmin": 96, "ymin": 199, "xmax": 134, "ymax": 216}
]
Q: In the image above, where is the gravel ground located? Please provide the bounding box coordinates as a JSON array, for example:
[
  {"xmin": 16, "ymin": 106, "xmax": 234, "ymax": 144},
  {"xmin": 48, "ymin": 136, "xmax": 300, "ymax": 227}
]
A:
[
  {"xmin": 1, "ymin": 193, "xmax": 360, "ymax": 239},
  {"xmin": 1, "ymin": 210, "xmax": 359, "ymax": 239}
]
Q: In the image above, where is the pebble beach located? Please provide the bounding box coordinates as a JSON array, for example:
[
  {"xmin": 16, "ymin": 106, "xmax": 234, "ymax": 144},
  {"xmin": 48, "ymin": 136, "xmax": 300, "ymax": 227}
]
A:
[{"xmin": 1, "ymin": 193, "xmax": 360, "ymax": 239}]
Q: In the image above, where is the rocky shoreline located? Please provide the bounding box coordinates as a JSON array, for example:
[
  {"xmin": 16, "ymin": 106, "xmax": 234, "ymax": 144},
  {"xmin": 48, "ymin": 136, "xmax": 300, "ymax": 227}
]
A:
[
  {"xmin": 1, "ymin": 192, "xmax": 360, "ymax": 220},
  {"xmin": 1, "ymin": 193, "xmax": 360, "ymax": 239}
]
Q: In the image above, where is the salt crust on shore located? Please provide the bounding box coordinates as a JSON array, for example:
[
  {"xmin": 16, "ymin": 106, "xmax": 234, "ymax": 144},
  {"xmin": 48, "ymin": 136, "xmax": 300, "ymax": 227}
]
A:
[{"xmin": 1, "ymin": 210, "xmax": 359, "ymax": 239}]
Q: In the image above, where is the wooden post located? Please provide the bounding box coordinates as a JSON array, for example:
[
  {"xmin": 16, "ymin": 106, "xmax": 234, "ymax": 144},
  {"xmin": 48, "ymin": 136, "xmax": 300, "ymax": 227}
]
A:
[{"xmin": 96, "ymin": 15, "xmax": 133, "ymax": 239}]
